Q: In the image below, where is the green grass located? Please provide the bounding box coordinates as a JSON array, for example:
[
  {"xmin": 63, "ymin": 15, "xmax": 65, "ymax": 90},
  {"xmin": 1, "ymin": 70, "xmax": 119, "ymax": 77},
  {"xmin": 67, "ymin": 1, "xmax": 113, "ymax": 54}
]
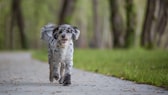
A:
[{"xmin": 32, "ymin": 49, "xmax": 168, "ymax": 89}]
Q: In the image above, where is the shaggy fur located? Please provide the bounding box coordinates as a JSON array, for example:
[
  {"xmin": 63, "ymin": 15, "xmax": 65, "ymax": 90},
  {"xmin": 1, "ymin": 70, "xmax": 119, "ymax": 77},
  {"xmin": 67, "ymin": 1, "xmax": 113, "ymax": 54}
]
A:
[{"xmin": 41, "ymin": 23, "xmax": 80, "ymax": 86}]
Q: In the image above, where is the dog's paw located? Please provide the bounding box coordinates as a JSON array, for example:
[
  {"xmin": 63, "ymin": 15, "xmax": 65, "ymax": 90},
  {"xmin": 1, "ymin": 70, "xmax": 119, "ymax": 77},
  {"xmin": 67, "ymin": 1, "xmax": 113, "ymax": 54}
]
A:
[
  {"xmin": 59, "ymin": 77, "xmax": 64, "ymax": 84},
  {"xmin": 49, "ymin": 76, "xmax": 54, "ymax": 83},
  {"xmin": 63, "ymin": 74, "xmax": 71, "ymax": 86},
  {"xmin": 53, "ymin": 73, "xmax": 59, "ymax": 80}
]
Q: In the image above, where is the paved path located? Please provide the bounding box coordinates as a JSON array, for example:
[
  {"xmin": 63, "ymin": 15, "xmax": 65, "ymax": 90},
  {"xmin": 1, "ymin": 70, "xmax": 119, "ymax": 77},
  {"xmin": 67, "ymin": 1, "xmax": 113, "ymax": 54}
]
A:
[{"xmin": 0, "ymin": 52, "xmax": 167, "ymax": 95}]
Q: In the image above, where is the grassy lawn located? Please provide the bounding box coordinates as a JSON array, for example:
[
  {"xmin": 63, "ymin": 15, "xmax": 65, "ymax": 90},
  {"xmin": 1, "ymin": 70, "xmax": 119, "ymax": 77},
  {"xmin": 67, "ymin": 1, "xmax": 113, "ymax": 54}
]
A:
[{"xmin": 32, "ymin": 49, "xmax": 168, "ymax": 89}]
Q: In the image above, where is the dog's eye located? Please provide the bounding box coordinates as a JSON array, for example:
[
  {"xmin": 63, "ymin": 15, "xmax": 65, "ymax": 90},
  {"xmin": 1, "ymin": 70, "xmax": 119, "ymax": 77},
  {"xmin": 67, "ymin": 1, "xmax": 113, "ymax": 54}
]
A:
[
  {"xmin": 59, "ymin": 31, "xmax": 62, "ymax": 34},
  {"xmin": 67, "ymin": 30, "xmax": 72, "ymax": 33}
]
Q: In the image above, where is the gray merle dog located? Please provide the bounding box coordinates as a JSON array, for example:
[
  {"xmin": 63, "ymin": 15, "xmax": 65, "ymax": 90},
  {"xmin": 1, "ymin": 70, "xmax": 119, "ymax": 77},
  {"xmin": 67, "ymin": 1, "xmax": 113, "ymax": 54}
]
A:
[{"xmin": 41, "ymin": 23, "xmax": 80, "ymax": 86}]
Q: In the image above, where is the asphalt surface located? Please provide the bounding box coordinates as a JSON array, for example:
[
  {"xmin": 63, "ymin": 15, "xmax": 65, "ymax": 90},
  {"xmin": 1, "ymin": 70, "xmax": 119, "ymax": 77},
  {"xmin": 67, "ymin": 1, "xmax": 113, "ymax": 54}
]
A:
[{"xmin": 0, "ymin": 52, "xmax": 167, "ymax": 95}]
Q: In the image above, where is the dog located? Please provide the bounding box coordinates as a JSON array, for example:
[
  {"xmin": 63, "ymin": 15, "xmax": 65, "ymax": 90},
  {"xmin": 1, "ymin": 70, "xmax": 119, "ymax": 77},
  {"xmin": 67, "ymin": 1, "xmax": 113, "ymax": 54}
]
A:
[{"xmin": 41, "ymin": 23, "xmax": 80, "ymax": 86}]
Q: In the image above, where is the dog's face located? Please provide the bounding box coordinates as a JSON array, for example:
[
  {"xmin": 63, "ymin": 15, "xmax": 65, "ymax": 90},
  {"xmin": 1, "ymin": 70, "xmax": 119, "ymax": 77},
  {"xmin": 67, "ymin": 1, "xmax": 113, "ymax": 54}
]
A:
[{"xmin": 53, "ymin": 24, "xmax": 80, "ymax": 45}]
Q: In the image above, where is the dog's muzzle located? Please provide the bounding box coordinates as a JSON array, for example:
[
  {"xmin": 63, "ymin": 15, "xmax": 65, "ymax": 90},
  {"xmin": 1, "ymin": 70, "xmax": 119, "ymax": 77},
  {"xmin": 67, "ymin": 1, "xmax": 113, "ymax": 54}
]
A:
[
  {"xmin": 60, "ymin": 35, "xmax": 68, "ymax": 43},
  {"xmin": 61, "ymin": 39, "xmax": 68, "ymax": 43}
]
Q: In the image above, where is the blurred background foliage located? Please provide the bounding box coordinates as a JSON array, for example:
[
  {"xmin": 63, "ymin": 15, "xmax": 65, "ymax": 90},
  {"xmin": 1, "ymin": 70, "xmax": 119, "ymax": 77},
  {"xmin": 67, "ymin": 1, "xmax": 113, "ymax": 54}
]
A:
[{"xmin": 0, "ymin": 0, "xmax": 168, "ymax": 50}]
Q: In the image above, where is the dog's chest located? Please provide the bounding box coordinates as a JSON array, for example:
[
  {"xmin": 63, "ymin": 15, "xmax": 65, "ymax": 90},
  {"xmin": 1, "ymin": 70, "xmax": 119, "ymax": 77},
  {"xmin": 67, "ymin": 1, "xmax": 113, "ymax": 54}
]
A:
[
  {"xmin": 53, "ymin": 48, "xmax": 66, "ymax": 60},
  {"xmin": 50, "ymin": 46, "xmax": 73, "ymax": 62}
]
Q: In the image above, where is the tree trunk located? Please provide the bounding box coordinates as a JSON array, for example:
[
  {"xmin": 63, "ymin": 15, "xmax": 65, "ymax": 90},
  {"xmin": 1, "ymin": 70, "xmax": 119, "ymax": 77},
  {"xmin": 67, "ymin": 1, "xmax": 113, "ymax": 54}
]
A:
[
  {"xmin": 5, "ymin": 16, "xmax": 11, "ymax": 49},
  {"xmin": 76, "ymin": 20, "xmax": 87, "ymax": 48},
  {"xmin": 125, "ymin": 0, "xmax": 136, "ymax": 48},
  {"xmin": 10, "ymin": 0, "xmax": 28, "ymax": 49},
  {"xmin": 156, "ymin": 0, "xmax": 168, "ymax": 46},
  {"xmin": 16, "ymin": 0, "xmax": 28, "ymax": 49},
  {"xmin": 75, "ymin": 0, "xmax": 88, "ymax": 48},
  {"xmin": 58, "ymin": 0, "xmax": 76, "ymax": 24},
  {"xmin": 92, "ymin": 0, "xmax": 102, "ymax": 48},
  {"xmin": 109, "ymin": 0, "xmax": 125, "ymax": 48},
  {"xmin": 9, "ymin": 8, "xmax": 15, "ymax": 50},
  {"xmin": 141, "ymin": 0, "xmax": 168, "ymax": 49},
  {"xmin": 141, "ymin": 0, "xmax": 157, "ymax": 48}
]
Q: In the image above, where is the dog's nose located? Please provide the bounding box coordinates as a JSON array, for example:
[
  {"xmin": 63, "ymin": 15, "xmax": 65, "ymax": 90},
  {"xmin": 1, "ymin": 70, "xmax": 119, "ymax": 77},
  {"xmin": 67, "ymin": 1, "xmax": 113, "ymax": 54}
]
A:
[{"xmin": 62, "ymin": 35, "xmax": 65, "ymax": 38}]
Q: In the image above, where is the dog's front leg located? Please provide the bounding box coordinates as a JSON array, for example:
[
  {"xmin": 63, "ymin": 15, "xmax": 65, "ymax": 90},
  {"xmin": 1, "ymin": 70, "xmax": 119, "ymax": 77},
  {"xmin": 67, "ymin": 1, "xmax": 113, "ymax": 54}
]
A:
[
  {"xmin": 48, "ymin": 52, "xmax": 54, "ymax": 83},
  {"xmin": 63, "ymin": 60, "xmax": 73, "ymax": 86},
  {"xmin": 49, "ymin": 62, "xmax": 54, "ymax": 82},
  {"xmin": 53, "ymin": 61, "xmax": 61, "ymax": 81},
  {"xmin": 48, "ymin": 48, "xmax": 54, "ymax": 82}
]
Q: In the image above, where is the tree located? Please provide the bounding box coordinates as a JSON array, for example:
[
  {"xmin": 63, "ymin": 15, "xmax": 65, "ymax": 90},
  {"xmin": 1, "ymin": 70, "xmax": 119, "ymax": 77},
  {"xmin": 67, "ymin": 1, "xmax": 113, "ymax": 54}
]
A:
[
  {"xmin": 10, "ymin": 0, "xmax": 28, "ymax": 49},
  {"xmin": 141, "ymin": 0, "xmax": 168, "ymax": 48},
  {"xmin": 92, "ymin": 0, "xmax": 102, "ymax": 48},
  {"xmin": 109, "ymin": 0, "xmax": 125, "ymax": 48},
  {"xmin": 155, "ymin": 0, "xmax": 168, "ymax": 47},
  {"xmin": 141, "ymin": 0, "xmax": 158, "ymax": 48},
  {"xmin": 58, "ymin": 0, "xmax": 76, "ymax": 24},
  {"xmin": 74, "ymin": 0, "xmax": 89, "ymax": 48},
  {"xmin": 125, "ymin": 0, "xmax": 136, "ymax": 48}
]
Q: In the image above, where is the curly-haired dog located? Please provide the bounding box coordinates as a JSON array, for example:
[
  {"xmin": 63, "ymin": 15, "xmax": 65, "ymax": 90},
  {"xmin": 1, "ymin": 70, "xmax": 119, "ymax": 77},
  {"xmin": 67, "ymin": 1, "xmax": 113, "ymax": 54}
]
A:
[{"xmin": 41, "ymin": 23, "xmax": 80, "ymax": 86}]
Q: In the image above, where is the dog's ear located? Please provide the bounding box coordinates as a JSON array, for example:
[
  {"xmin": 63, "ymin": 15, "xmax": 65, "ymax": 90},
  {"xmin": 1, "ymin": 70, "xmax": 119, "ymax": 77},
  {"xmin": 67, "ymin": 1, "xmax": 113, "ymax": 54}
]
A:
[
  {"xmin": 53, "ymin": 26, "xmax": 59, "ymax": 39},
  {"xmin": 72, "ymin": 26, "xmax": 80, "ymax": 40}
]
